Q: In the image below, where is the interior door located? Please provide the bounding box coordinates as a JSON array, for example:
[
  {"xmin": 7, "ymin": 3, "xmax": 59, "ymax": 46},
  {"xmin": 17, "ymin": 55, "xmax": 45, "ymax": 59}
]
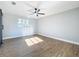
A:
[{"xmin": 0, "ymin": 9, "xmax": 3, "ymax": 45}]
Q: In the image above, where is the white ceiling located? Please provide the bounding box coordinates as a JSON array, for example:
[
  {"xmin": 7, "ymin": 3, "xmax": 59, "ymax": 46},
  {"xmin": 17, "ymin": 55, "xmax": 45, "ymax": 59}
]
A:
[{"xmin": 0, "ymin": 1, "xmax": 79, "ymax": 18}]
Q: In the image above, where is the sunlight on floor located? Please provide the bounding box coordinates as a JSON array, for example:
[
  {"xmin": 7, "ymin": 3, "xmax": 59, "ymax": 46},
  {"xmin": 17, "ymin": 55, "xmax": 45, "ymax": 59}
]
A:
[{"xmin": 25, "ymin": 37, "xmax": 44, "ymax": 46}]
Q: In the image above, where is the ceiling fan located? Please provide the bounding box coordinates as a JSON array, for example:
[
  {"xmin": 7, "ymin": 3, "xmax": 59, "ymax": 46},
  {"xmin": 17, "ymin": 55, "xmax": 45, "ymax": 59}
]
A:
[
  {"xmin": 24, "ymin": 2, "xmax": 45, "ymax": 16},
  {"xmin": 32, "ymin": 8, "xmax": 45, "ymax": 16},
  {"xmin": 11, "ymin": 1, "xmax": 45, "ymax": 16}
]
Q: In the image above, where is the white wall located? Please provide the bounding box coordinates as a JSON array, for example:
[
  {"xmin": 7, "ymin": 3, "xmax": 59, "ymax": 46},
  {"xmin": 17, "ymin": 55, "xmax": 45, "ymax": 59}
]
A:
[
  {"xmin": 38, "ymin": 7, "xmax": 79, "ymax": 43},
  {"xmin": 3, "ymin": 13, "xmax": 36, "ymax": 39},
  {"xmin": 2, "ymin": 7, "xmax": 79, "ymax": 44}
]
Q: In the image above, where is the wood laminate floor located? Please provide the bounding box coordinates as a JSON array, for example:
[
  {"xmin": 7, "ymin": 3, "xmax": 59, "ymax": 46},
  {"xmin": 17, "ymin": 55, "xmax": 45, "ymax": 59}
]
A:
[{"xmin": 0, "ymin": 34, "xmax": 79, "ymax": 57}]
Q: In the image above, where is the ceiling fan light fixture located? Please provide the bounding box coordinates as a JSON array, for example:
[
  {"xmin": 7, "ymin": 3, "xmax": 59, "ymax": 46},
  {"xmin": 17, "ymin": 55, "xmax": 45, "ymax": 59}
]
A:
[{"xmin": 35, "ymin": 8, "xmax": 37, "ymax": 10}]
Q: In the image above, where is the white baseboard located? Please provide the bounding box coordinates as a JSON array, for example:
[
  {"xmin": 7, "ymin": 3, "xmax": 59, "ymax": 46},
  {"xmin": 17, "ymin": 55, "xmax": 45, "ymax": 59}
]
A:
[
  {"xmin": 3, "ymin": 36, "xmax": 19, "ymax": 40},
  {"xmin": 3, "ymin": 36, "xmax": 23, "ymax": 40},
  {"xmin": 38, "ymin": 33, "xmax": 79, "ymax": 45},
  {"xmin": 3, "ymin": 34, "xmax": 35, "ymax": 40}
]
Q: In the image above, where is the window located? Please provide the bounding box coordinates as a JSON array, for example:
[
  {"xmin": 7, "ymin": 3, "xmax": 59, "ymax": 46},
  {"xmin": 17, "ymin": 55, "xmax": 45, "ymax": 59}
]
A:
[
  {"xmin": 18, "ymin": 19, "xmax": 22, "ymax": 24},
  {"xmin": 17, "ymin": 18, "xmax": 30, "ymax": 27}
]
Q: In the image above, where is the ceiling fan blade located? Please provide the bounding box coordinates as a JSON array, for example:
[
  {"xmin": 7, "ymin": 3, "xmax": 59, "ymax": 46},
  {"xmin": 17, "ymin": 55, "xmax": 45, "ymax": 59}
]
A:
[
  {"xmin": 37, "ymin": 9, "xmax": 40, "ymax": 12},
  {"xmin": 26, "ymin": 12, "xmax": 33, "ymax": 15},
  {"xmin": 38, "ymin": 13, "xmax": 45, "ymax": 15},
  {"xmin": 26, "ymin": 9, "xmax": 34, "ymax": 13},
  {"xmin": 36, "ymin": 14, "xmax": 38, "ymax": 16}
]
